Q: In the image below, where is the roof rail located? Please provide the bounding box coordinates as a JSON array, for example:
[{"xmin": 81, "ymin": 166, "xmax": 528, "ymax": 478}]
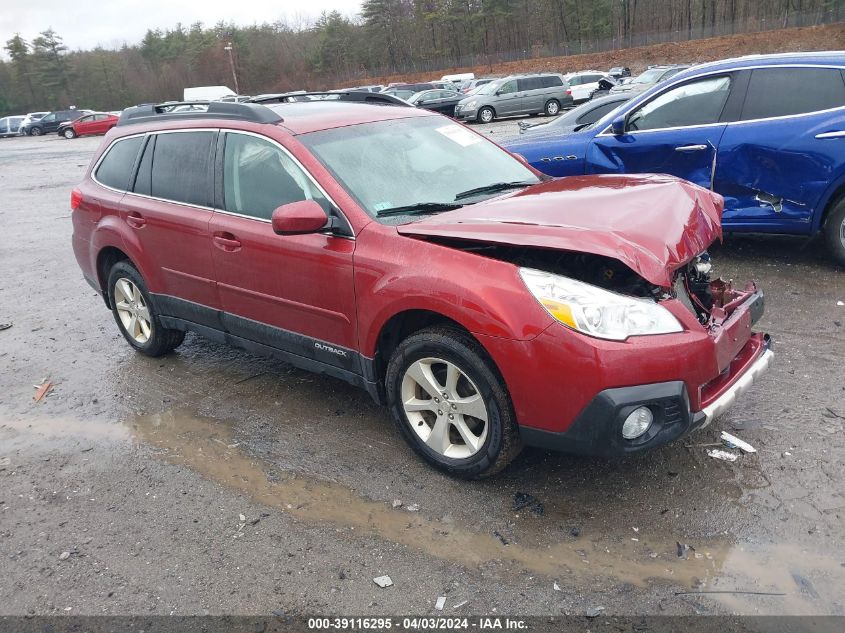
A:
[
  {"xmin": 249, "ymin": 91, "xmax": 412, "ymax": 107},
  {"xmin": 116, "ymin": 101, "xmax": 283, "ymax": 127}
]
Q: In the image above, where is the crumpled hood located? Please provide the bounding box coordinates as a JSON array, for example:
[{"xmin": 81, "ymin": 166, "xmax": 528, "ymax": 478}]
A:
[{"xmin": 397, "ymin": 174, "xmax": 723, "ymax": 288}]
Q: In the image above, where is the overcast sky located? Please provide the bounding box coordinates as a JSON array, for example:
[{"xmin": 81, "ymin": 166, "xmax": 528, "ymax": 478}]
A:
[{"xmin": 0, "ymin": 0, "xmax": 363, "ymax": 53}]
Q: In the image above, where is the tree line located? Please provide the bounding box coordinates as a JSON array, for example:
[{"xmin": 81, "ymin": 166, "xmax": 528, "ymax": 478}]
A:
[{"xmin": 0, "ymin": 0, "xmax": 840, "ymax": 116}]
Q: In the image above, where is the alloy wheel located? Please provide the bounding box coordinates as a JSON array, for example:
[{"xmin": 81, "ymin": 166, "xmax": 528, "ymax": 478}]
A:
[
  {"xmin": 114, "ymin": 277, "xmax": 152, "ymax": 343},
  {"xmin": 546, "ymin": 101, "xmax": 560, "ymax": 115},
  {"xmin": 400, "ymin": 357, "xmax": 489, "ymax": 459}
]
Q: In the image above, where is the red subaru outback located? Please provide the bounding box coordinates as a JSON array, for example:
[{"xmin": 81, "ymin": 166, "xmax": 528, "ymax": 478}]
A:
[{"xmin": 71, "ymin": 95, "xmax": 773, "ymax": 477}]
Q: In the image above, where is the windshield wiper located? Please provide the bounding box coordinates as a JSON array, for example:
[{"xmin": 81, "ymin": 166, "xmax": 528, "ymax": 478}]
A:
[
  {"xmin": 454, "ymin": 181, "xmax": 535, "ymax": 201},
  {"xmin": 376, "ymin": 202, "xmax": 464, "ymax": 217}
]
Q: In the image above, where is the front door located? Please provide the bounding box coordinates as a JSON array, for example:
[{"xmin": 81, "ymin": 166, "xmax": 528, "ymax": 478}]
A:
[
  {"xmin": 209, "ymin": 131, "xmax": 359, "ymax": 373},
  {"xmin": 494, "ymin": 79, "xmax": 524, "ymax": 117},
  {"xmin": 586, "ymin": 73, "xmax": 736, "ymax": 190}
]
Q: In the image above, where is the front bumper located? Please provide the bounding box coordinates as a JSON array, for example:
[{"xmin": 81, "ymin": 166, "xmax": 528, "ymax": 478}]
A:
[
  {"xmin": 519, "ymin": 334, "xmax": 773, "ymax": 456},
  {"xmin": 454, "ymin": 105, "xmax": 477, "ymax": 121}
]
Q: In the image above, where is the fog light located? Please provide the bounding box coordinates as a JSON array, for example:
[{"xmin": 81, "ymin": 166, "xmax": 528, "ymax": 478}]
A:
[{"xmin": 621, "ymin": 406, "xmax": 653, "ymax": 439}]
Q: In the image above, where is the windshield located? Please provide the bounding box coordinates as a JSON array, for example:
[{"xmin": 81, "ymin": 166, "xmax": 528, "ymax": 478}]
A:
[
  {"xmin": 477, "ymin": 80, "xmax": 503, "ymax": 96},
  {"xmin": 632, "ymin": 68, "xmax": 666, "ymax": 84},
  {"xmin": 300, "ymin": 116, "xmax": 539, "ymax": 222}
]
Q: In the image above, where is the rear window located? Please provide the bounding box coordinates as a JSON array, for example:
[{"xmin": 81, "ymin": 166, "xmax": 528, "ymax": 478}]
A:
[
  {"xmin": 95, "ymin": 136, "xmax": 143, "ymax": 191},
  {"xmin": 150, "ymin": 131, "xmax": 215, "ymax": 207},
  {"xmin": 741, "ymin": 67, "xmax": 845, "ymax": 120}
]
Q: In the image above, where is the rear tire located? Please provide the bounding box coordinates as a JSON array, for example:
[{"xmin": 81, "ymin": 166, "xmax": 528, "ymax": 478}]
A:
[
  {"xmin": 544, "ymin": 99, "xmax": 561, "ymax": 116},
  {"xmin": 477, "ymin": 107, "xmax": 495, "ymax": 124},
  {"xmin": 823, "ymin": 196, "xmax": 845, "ymax": 266},
  {"xmin": 107, "ymin": 261, "xmax": 185, "ymax": 357},
  {"xmin": 385, "ymin": 326, "xmax": 522, "ymax": 478},
  {"xmin": 30, "ymin": 127, "xmax": 42, "ymax": 136},
  {"xmin": 63, "ymin": 128, "xmax": 76, "ymax": 139}
]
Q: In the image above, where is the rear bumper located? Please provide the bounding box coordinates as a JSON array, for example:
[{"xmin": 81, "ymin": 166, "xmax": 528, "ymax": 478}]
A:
[{"xmin": 519, "ymin": 334, "xmax": 772, "ymax": 456}]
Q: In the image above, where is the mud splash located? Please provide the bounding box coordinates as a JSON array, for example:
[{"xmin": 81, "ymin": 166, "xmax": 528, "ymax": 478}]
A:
[{"xmin": 128, "ymin": 408, "xmax": 727, "ymax": 588}]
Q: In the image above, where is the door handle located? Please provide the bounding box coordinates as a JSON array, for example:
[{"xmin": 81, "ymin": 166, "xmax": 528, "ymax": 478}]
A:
[
  {"xmin": 675, "ymin": 144, "xmax": 708, "ymax": 152},
  {"xmin": 815, "ymin": 131, "xmax": 845, "ymax": 139},
  {"xmin": 213, "ymin": 232, "xmax": 241, "ymax": 251},
  {"xmin": 126, "ymin": 212, "xmax": 146, "ymax": 228}
]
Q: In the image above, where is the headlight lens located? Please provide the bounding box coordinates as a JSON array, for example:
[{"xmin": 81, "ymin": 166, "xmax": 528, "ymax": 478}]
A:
[{"xmin": 519, "ymin": 268, "xmax": 683, "ymax": 341}]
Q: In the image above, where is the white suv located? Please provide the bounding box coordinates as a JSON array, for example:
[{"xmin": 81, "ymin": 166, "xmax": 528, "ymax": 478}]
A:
[{"xmin": 564, "ymin": 71, "xmax": 613, "ymax": 103}]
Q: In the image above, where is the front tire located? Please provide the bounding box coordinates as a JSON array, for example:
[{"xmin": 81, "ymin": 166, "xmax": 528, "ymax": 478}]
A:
[
  {"xmin": 544, "ymin": 99, "xmax": 561, "ymax": 116},
  {"xmin": 824, "ymin": 196, "xmax": 845, "ymax": 266},
  {"xmin": 385, "ymin": 326, "xmax": 522, "ymax": 478},
  {"xmin": 477, "ymin": 107, "xmax": 495, "ymax": 124},
  {"xmin": 63, "ymin": 128, "xmax": 76, "ymax": 139},
  {"xmin": 107, "ymin": 261, "xmax": 185, "ymax": 357}
]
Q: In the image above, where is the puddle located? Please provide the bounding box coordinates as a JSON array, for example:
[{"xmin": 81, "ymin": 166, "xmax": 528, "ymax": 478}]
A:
[
  {"xmin": 5, "ymin": 409, "xmax": 843, "ymax": 613},
  {"xmin": 128, "ymin": 408, "xmax": 727, "ymax": 588}
]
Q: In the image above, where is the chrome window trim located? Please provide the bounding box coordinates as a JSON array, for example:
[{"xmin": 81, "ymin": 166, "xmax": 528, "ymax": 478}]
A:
[{"xmin": 596, "ymin": 63, "xmax": 845, "ymax": 137}]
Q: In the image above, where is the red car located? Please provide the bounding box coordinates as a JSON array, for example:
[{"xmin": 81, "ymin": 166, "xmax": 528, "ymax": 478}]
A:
[
  {"xmin": 62, "ymin": 112, "xmax": 118, "ymax": 139},
  {"xmin": 70, "ymin": 97, "xmax": 772, "ymax": 477}
]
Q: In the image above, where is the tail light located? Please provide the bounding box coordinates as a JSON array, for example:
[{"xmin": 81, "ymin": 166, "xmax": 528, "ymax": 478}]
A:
[
  {"xmin": 70, "ymin": 187, "xmax": 82, "ymax": 211},
  {"xmin": 566, "ymin": 89, "xmax": 572, "ymax": 95}
]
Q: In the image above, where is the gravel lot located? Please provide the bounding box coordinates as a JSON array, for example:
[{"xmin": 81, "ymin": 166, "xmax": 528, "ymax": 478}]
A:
[{"xmin": 1, "ymin": 131, "xmax": 844, "ymax": 617}]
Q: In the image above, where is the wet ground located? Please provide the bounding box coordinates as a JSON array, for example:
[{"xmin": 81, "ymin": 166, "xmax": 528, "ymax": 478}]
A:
[{"xmin": 0, "ymin": 132, "xmax": 844, "ymax": 617}]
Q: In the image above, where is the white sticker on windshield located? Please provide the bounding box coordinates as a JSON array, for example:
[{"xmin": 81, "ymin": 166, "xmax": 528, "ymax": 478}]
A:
[
  {"xmin": 373, "ymin": 201, "xmax": 393, "ymax": 211},
  {"xmin": 435, "ymin": 124, "xmax": 481, "ymax": 147}
]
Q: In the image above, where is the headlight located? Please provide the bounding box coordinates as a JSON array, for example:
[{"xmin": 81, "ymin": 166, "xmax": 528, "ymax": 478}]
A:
[
  {"xmin": 519, "ymin": 268, "xmax": 683, "ymax": 341},
  {"xmin": 464, "ymin": 100, "xmax": 477, "ymax": 109}
]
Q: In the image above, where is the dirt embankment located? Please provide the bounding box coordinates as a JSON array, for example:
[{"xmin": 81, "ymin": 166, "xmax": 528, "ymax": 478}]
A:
[{"xmin": 352, "ymin": 22, "xmax": 844, "ymax": 86}]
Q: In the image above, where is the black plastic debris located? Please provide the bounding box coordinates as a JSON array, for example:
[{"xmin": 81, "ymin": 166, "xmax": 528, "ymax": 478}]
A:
[{"xmin": 512, "ymin": 492, "xmax": 544, "ymax": 515}]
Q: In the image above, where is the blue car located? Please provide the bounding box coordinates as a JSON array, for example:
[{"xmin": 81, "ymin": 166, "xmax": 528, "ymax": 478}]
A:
[{"xmin": 503, "ymin": 53, "xmax": 845, "ymax": 264}]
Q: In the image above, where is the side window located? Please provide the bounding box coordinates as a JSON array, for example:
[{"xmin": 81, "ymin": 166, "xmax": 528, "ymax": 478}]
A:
[
  {"xmin": 741, "ymin": 67, "xmax": 845, "ymax": 120},
  {"xmin": 498, "ymin": 80, "xmax": 517, "ymax": 94},
  {"xmin": 150, "ymin": 131, "xmax": 215, "ymax": 207},
  {"xmin": 627, "ymin": 76, "xmax": 731, "ymax": 131},
  {"xmin": 95, "ymin": 136, "xmax": 143, "ymax": 191},
  {"xmin": 42, "ymin": 114, "xmax": 56, "ymax": 122},
  {"xmin": 223, "ymin": 133, "xmax": 330, "ymax": 221},
  {"xmin": 567, "ymin": 76, "xmax": 582, "ymax": 86},
  {"xmin": 543, "ymin": 76, "xmax": 563, "ymax": 88},
  {"xmin": 133, "ymin": 135, "xmax": 154, "ymax": 196}
]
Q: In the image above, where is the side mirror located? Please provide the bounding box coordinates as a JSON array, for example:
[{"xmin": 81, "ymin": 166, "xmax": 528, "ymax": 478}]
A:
[
  {"xmin": 271, "ymin": 200, "xmax": 328, "ymax": 235},
  {"xmin": 610, "ymin": 115, "xmax": 626, "ymax": 136}
]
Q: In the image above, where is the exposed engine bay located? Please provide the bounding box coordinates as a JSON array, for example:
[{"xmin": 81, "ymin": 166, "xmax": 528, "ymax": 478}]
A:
[{"xmin": 432, "ymin": 239, "xmax": 754, "ymax": 329}]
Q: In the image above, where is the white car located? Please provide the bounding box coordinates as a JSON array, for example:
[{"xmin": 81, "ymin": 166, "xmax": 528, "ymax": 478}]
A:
[{"xmin": 564, "ymin": 71, "xmax": 614, "ymax": 103}]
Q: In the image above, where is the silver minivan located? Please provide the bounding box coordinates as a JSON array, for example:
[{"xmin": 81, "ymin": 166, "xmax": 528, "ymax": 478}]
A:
[{"xmin": 455, "ymin": 74, "xmax": 572, "ymax": 123}]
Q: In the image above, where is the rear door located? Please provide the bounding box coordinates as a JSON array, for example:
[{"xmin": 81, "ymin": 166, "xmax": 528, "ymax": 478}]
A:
[
  {"xmin": 119, "ymin": 130, "xmax": 219, "ymax": 312},
  {"xmin": 209, "ymin": 130, "xmax": 359, "ymax": 371},
  {"xmin": 518, "ymin": 77, "xmax": 544, "ymax": 113},
  {"xmin": 586, "ymin": 73, "xmax": 737, "ymax": 189},
  {"xmin": 716, "ymin": 65, "xmax": 845, "ymax": 231}
]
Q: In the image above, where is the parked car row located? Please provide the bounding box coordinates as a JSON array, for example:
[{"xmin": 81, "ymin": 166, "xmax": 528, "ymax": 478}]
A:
[{"xmin": 502, "ymin": 52, "xmax": 845, "ymax": 264}]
